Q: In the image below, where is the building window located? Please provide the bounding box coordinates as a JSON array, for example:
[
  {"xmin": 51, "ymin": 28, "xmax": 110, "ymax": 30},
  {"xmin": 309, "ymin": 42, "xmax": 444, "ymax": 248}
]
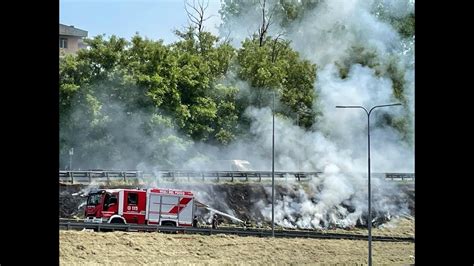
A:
[{"xmin": 59, "ymin": 37, "xmax": 68, "ymax": 48}]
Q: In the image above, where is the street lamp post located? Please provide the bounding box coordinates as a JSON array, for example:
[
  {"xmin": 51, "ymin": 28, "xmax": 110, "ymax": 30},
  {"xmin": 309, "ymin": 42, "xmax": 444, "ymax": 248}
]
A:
[
  {"xmin": 272, "ymin": 91, "xmax": 275, "ymax": 237},
  {"xmin": 336, "ymin": 103, "xmax": 402, "ymax": 266}
]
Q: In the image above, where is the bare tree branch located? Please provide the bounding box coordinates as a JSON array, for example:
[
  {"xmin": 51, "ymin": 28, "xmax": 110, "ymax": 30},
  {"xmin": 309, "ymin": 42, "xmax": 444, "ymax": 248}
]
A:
[
  {"xmin": 270, "ymin": 32, "xmax": 284, "ymax": 63},
  {"xmin": 184, "ymin": 0, "xmax": 210, "ymax": 34},
  {"xmin": 257, "ymin": 0, "xmax": 272, "ymax": 47}
]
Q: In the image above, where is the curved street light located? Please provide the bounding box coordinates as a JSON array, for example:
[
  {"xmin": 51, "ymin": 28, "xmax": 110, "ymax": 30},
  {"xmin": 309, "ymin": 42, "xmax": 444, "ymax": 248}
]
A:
[{"xmin": 336, "ymin": 103, "xmax": 402, "ymax": 266}]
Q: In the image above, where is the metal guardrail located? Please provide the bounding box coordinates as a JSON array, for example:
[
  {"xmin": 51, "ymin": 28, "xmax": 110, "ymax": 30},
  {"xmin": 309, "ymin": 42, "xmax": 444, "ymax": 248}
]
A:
[
  {"xmin": 59, "ymin": 170, "xmax": 142, "ymax": 178},
  {"xmin": 59, "ymin": 170, "xmax": 143, "ymax": 184},
  {"xmin": 59, "ymin": 221, "xmax": 414, "ymax": 242},
  {"xmin": 59, "ymin": 170, "xmax": 322, "ymax": 184},
  {"xmin": 385, "ymin": 173, "xmax": 415, "ymax": 180},
  {"xmin": 59, "ymin": 170, "xmax": 414, "ymax": 184},
  {"xmin": 157, "ymin": 171, "xmax": 321, "ymax": 182}
]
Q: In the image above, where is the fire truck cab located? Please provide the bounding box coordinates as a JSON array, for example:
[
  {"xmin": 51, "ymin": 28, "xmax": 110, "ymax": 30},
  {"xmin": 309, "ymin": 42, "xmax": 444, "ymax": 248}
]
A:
[{"xmin": 84, "ymin": 188, "xmax": 195, "ymax": 227}]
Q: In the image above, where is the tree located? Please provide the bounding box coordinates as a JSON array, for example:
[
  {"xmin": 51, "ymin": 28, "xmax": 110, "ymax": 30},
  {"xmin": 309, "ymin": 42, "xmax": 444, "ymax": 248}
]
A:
[
  {"xmin": 257, "ymin": 0, "xmax": 271, "ymax": 47},
  {"xmin": 172, "ymin": 26, "xmax": 239, "ymax": 143},
  {"xmin": 372, "ymin": 1, "xmax": 415, "ymax": 39},
  {"xmin": 184, "ymin": 0, "xmax": 212, "ymax": 35},
  {"xmin": 237, "ymin": 36, "xmax": 317, "ymax": 128}
]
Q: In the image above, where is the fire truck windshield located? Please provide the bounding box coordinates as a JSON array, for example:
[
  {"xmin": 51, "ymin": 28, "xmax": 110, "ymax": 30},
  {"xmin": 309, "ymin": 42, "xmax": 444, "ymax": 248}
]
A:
[{"xmin": 87, "ymin": 193, "xmax": 101, "ymax": 206}]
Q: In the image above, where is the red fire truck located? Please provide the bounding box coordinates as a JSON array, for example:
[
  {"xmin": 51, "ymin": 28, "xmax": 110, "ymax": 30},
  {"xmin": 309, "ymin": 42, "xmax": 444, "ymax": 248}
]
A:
[{"xmin": 84, "ymin": 188, "xmax": 195, "ymax": 227}]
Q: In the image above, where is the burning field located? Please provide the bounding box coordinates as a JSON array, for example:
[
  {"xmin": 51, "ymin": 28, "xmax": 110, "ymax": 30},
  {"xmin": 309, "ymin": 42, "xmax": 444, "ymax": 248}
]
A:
[
  {"xmin": 60, "ymin": 225, "xmax": 414, "ymax": 265},
  {"xmin": 60, "ymin": 180, "xmax": 414, "ymax": 231}
]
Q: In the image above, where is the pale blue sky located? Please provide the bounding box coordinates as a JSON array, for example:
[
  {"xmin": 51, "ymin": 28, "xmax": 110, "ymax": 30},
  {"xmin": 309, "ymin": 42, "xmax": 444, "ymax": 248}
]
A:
[{"xmin": 60, "ymin": 0, "xmax": 222, "ymax": 44}]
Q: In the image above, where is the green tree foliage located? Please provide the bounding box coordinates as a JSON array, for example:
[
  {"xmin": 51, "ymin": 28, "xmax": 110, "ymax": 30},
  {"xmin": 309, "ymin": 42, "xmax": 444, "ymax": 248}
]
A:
[
  {"xmin": 237, "ymin": 36, "xmax": 317, "ymax": 128},
  {"xmin": 392, "ymin": 12, "xmax": 415, "ymax": 39},
  {"xmin": 171, "ymin": 26, "xmax": 239, "ymax": 142},
  {"xmin": 59, "ymin": 28, "xmax": 245, "ymax": 168},
  {"xmin": 372, "ymin": 2, "xmax": 415, "ymax": 39}
]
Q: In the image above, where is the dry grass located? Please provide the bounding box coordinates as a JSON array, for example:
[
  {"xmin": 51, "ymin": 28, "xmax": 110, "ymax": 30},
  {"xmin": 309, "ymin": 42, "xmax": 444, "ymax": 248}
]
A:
[
  {"xmin": 60, "ymin": 218, "xmax": 414, "ymax": 265},
  {"xmin": 329, "ymin": 216, "xmax": 415, "ymax": 237}
]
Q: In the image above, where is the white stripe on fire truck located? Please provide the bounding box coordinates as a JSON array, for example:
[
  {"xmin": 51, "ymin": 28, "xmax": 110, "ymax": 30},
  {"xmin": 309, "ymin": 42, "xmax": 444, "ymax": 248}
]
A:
[{"xmin": 118, "ymin": 190, "xmax": 124, "ymax": 215}]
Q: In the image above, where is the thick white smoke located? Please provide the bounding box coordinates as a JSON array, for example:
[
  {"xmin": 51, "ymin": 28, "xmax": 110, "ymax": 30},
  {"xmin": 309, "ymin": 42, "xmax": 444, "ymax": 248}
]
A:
[
  {"xmin": 288, "ymin": 0, "xmax": 401, "ymax": 67},
  {"xmin": 242, "ymin": 103, "xmax": 410, "ymax": 229},
  {"xmin": 210, "ymin": 0, "xmax": 415, "ymax": 228}
]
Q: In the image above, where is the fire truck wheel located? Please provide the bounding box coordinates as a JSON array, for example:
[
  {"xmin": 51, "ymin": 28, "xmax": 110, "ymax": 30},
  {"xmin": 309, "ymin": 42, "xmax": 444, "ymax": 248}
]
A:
[
  {"xmin": 161, "ymin": 221, "xmax": 176, "ymax": 227},
  {"xmin": 110, "ymin": 218, "xmax": 125, "ymax": 224}
]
